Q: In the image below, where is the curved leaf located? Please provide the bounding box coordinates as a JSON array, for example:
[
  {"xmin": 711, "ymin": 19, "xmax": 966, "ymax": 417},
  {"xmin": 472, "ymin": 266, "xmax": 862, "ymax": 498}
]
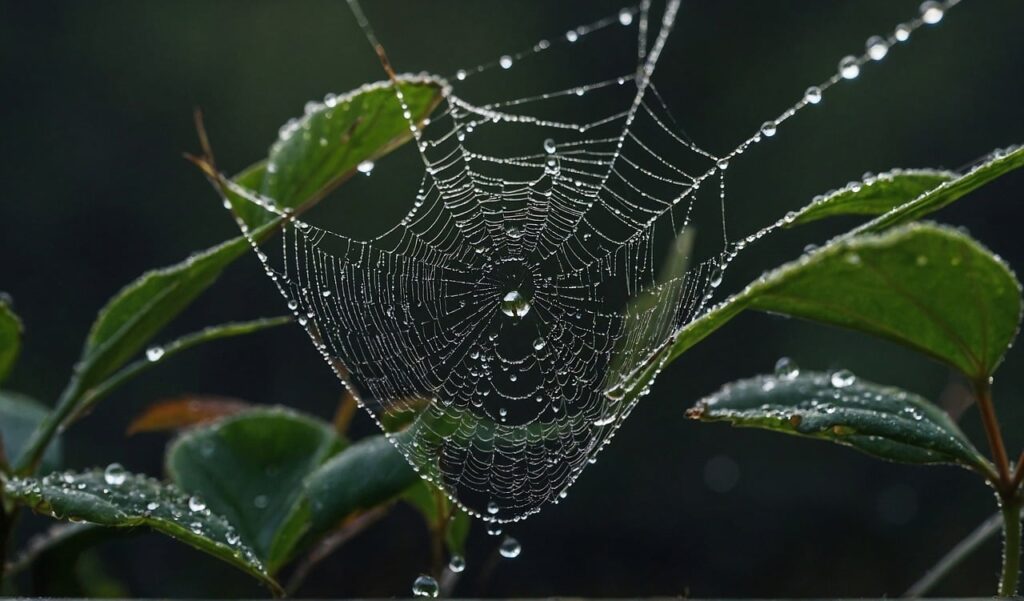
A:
[
  {"xmin": 688, "ymin": 371, "xmax": 993, "ymax": 476},
  {"xmin": 304, "ymin": 433, "xmax": 419, "ymax": 535},
  {"xmin": 128, "ymin": 395, "xmax": 251, "ymax": 435},
  {"xmin": 0, "ymin": 296, "xmax": 21, "ymax": 383},
  {"xmin": 258, "ymin": 76, "xmax": 444, "ymax": 221},
  {"xmin": 788, "ymin": 169, "xmax": 955, "ymax": 227},
  {"xmin": 166, "ymin": 407, "xmax": 343, "ymax": 572},
  {"xmin": 3, "ymin": 469, "xmax": 281, "ymax": 595},
  {"xmin": 0, "ymin": 391, "xmax": 61, "ymax": 473},
  {"xmin": 608, "ymin": 223, "xmax": 1022, "ymax": 400},
  {"xmin": 858, "ymin": 144, "xmax": 1024, "ymax": 233}
]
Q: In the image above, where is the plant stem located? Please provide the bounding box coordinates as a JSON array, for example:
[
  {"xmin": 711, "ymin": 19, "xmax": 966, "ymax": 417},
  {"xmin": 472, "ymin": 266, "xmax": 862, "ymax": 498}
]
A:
[
  {"xmin": 975, "ymin": 379, "xmax": 1012, "ymax": 487},
  {"xmin": 1000, "ymin": 493, "xmax": 1022, "ymax": 597},
  {"xmin": 13, "ymin": 376, "xmax": 83, "ymax": 475}
]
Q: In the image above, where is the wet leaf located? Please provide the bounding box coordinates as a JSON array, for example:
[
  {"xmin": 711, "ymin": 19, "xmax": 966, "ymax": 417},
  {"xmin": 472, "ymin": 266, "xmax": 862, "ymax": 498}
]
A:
[
  {"xmin": 3, "ymin": 469, "xmax": 281, "ymax": 595},
  {"xmin": 788, "ymin": 169, "xmax": 954, "ymax": 227},
  {"xmin": 859, "ymin": 145, "xmax": 1024, "ymax": 233},
  {"xmin": 257, "ymin": 77, "xmax": 443, "ymax": 224},
  {"xmin": 0, "ymin": 391, "xmax": 62, "ymax": 473},
  {"xmin": 304, "ymin": 433, "xmax": 419, "ymax": 535},
  {"xmin": 166, "ymin": 407, "xmax": 344, "ymax": 572},
  {"xmin": 688, "ymin": 371, "xmax": 993, "ymax": 475},
  {"xmin": 608, "ymin": 223, "xmax": 1022, "ymax": 400},
  {"xmin": 127, "ymin": 395, "xmax": 252, "ymax": 434},
  {"xmin": 0, "ymin": 296, "xmax": 21, "ymax": 383}
]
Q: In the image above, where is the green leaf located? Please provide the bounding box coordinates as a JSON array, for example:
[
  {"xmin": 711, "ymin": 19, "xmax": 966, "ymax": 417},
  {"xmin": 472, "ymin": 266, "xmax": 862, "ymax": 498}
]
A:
[
  {"xmin": 787, "ymin": 169, "xmax": 955, "ymax": 227},
  {"xmin": 0, "ymin": 391, "xmax": 61, "ymax": 473},
  {"xmin": 402, "ymin": 481, "xmax": 472, "ymax": 557},
  {"xmin": 3, "ymin": 469, "xmax": 281, "ymax": 595},
  {"xmin": 166, "ymin": 407, "xmax": 343, "ymax": 572},
  {"xmin": 608, "ymin": 223, "xmax": 1022, "ymax": 400},
  {"xmin": 256, "ymin": 77, "xmax": 443, "ymax": 225},
  {"xmin": 688, "ymin": 371, "xmax": 994, "ymax": 475},
  {"xmin": 0, "ymin": 296, "xmax": 22, "ymax": 383},
  {"xmin": 304, "ymin": 433, "xmax": 419, "ymax": 535},
  {"xmin": 858, "ymin": 145, "xmax": 1024, "ymax": 233}
]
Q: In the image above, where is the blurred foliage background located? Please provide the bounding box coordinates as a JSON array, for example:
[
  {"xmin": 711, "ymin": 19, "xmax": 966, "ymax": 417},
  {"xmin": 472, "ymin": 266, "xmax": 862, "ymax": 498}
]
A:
[{"xmin": 2, "ymin": 0, "xmax": 1023, "ymax": 597}]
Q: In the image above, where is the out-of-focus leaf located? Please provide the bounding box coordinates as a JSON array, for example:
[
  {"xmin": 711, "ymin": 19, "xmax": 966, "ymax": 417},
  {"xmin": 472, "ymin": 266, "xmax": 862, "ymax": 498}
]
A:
[
  {"xmin": 3, "ymin": 469, "xmax": 281, "ymax": 595},
  {"xmin": 255, "ymin": 76, "xmax": 444, "ymax": 225},
  {"xmin": 304, "ymin": 433, "xmax": 418, "ymax": 535},
  {"xmin": 607, "ymin": 223, "xmax": 1022, "ymax": 402},
  {"xmin": 787, "ymin": 169, "xmax": 955, "ymax": 227},
  {"xmin": 402, "ymin": 481, "xmax": 471, "ymax": 556},
  {"xmin": 1, "ymin": 391, "xmax": 62, "ymax": 474},
  {"xmin": 166, "ymin": 407, "xmax": 343, "ymax": 572},
  {"xmin": 688, "ymin": 371, "xmax": 993, "ymax": 476},
  {"xmin": 858, "ymin": 145, "xmax": 1024, "ymax": 233},
  {"xmin": 128, "ymin": 395, "xmax": 251, "ymax": 435},
  {"xmin": 0, "ymin": 296, "xmax": 22, "ymax": 383}
]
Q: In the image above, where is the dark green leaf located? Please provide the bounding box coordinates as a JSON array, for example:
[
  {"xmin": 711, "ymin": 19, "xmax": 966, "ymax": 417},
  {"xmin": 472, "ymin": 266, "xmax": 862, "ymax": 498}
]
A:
[
  {"xmin": 3, "ymin": 469, "xmax": 281, "ymax": 595},
  {"xmin": 608, "ymin": 223, "xmax": 1022, "ymax": 400},
  {"xmin": 0, "ymin": 296, "xmax": 21, "ymax": 383},
  {"xmin": 1, "ymin": 391, "xmax": 62, "ymax": 474},
  {"xmin": 304, "ymin": 433, "xmax": 418, "ymax": 535},
  {"xmin": 787, "ymin": 169, "xmax": 954, "ymax": 227},
  {"xmin": 688, "ymin": 371, "xmax": 994, "ymax": 475},
  {"xmin": 166, "ymin": 407, "xmax": 343, "ymax": 572},
  {"xmin": 858, "ymin": 145, "xmax": 1024, "ymax": 233},
  {"xmin": 256, "ymin": 77, "xmax": 443, "ymax": 225},
  {"xmin": 402, "ymin": 481, "xmax": 472, "ymax": 556}
]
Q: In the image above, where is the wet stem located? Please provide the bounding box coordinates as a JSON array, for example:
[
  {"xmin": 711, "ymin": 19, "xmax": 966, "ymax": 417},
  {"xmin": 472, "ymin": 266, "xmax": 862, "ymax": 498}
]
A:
[{"xmin": 974, "ymin": 378, "xmax": 1021, "ymax": 597}]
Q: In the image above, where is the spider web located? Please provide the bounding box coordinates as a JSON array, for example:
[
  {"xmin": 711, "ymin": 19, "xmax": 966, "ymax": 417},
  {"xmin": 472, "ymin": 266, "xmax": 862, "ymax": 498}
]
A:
[{"xmin": 216, "ymin": 0, "xmax": 962, "ymax": 522}]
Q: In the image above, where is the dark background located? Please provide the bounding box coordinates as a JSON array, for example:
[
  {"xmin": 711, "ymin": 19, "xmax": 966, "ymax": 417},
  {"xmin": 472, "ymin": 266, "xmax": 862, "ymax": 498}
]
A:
[{"xmin": 2, "ymin": 0, "xmax": 1023, "ymax": 597}]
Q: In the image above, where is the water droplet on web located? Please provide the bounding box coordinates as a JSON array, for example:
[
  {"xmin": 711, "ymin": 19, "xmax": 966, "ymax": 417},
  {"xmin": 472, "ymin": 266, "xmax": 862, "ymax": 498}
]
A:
[
  {"xmin": 500, "ymin": 290, "xmax": 531, "ymax": 318},
  {"xmin": 532, "ymin": 337, "xmax": 546, "ymax": 351},
  {"xmin": 543, "ymin": 138, "xmax": 557, "ymax": 154},
  {"xmin": 103, "ymin": 463, "xmax": 127, "ymax": 486},
  {"xmin": 499, "ymin": 535, "xmax": 522, "ymax": 558},
  {"xmin": 565, "ymin": 30, "xmax": 579, "ymax": 42},
  {"xmin": 188, "ymin": 495, "xmax": 207, "ymax": 512},
  {"xmin": 804, "ymin": 86, "xmax": 823, "ymax": 104},
  {"xmin": 287, "ymin": 299, "xmax": 299, "ymax": 310},
  {"xmin": 716, "ymin": 158, "xmax": 729, "ymax": 170},
  {"xmin": 866, "ymin": 35, "xmax": 889, "ymax": 61},
  {"xmin": 504, "ymin": 222, "xmax": 524, "ymax": 239},
  {"xmin": 146, "ymin": 346, "xmax": 165, "ymax": 362},
  {"xmin": 146, "ymin": 501, "xmax": 160, "ymax": 511},
  {"xmin": 618, "ymin": 8, "xmax": 634, "ymax": 26},
  {"xmin": 486, "ymin": 523, "xmax": 502, "ymax": 536},
  {"xmin": 895, "ymin": 23, "xmax": 912, "ymax": 42},
  {"xmin": 487, "ymin": 500, "xmax": 499, "ymax": 514},
  {"xmin": 456, "ymin": 69, "xmax": 467, "ymax": 81},
  {"xmin": 499, "ymin": 55, "xmax": 514, "ymax": 69},
  {"xmin": 448, "ymin": 555, "xmax": 466, "ymax": 573},
  {"xmin": 839, "ymin": 55, "xmax": 860, "ymax": 79},
  {"xmin": 920, "ymin": 1, "xmax": 944, "ymax": 24},
  {"xmin": 830, "ymin": 369, "xmax": 856, "ymax": 388},
  {"xmin": 322, "ymin": 289, "xmax": 332, "ymax": 298},
  {"xmin": 412, "ymin": 575, "xmax": 439, "ymax": 598},
  {"xmin": 357, "ymin": 160, "xmax": 375, "ymax": 175},
  {"xmin": 760, "ymin": 121, "xmax": 777, "ymax": 137},
  {"xmin": 774, "ymin": 357, "xmax": 800, "ymax": 380}
]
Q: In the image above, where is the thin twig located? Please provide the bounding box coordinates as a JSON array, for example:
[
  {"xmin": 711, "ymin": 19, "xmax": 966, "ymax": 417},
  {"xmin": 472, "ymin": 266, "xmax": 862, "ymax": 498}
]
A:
[
  {"xmin": 285, "ymin": 505, "xmax": 389, "ymax": 595},
  {"xmin": 904, "ymin": 510, "xmax": 1003, "ymax": 597}
]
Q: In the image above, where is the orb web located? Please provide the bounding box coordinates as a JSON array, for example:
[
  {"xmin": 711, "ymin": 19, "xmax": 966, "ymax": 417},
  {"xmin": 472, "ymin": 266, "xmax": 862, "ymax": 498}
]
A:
[{"xmin": 215, "ymin": 0, "xmax": 963, "ymax": 522}]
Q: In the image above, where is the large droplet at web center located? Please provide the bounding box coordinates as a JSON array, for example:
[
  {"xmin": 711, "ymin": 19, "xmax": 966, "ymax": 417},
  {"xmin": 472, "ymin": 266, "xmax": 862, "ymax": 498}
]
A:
[{"xmin": 220, "ymin": 0, "xmax": 960, "ymax": 522}]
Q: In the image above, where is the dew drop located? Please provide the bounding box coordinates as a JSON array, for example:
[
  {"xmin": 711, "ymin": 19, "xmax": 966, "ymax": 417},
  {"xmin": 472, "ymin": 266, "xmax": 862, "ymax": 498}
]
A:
[
  {"xmin": 188, "ymin": 495, "xmax": 207, "ymax": 512},
  {"xmin": 412, "ymin": 575, "xmax": 439, "ymax": 598},
  {"xmin": 499, "ymin": 535, "xmax": 522, "ymax": 559},
  {"xmin": 565, "ymin": 30, "xmax": 579, "ymax": 42},
  {"xmin": 543, "ymin": 138, "xmax": 557, "ymax": 154},
  {"xmin": 894, "ymin": 23, "xmax": 912, "ymax": 42},
  {"xmin": 920, "ymin": 1, "xmax": 944, "ymax": 24},
  {"xmin": 804, "ymin": 86, "xmax": 823, "ymax": 104},
  {"xmin": 760, "ymin": 121, "xmax": 777, "ymax": 137},
  {"xmin": 321, "ymin": 289, "xmax": 332, "ymax": 298},
  {"xmin": 830, "ymin": 369, "xmax": 856, "ymax": 388},
  {"xmin": 866, "ymin": 35, "xmax": 889, "ymax": 61},
  {"xmin": 146, "ymin": 501, "xmax": 160, "ymax": 511},
  {"xmin": 716, "ymin": 158, "xmax": 729, "ymax": 170},
  {"xmin": 500, "ymin": 290, "xmax": 531, "ymax": 318},
  {"xmin": 774, "ymin": 357, "xmax": 800, "ymax": 380},
  {"xmin": 839, "ymin": 55, "xmax": 860, "ymax": 80},
  {"xmin": 287, "ymin": 299, "xmax": 299, "ymax": 310},
  {"xmin": 449, "ymin": 554, "xmax": 466, "ymax": 573},
  {"xmin": 356, "ymin": 160, "xmax": 375, "ymax": 175},
  {"xmin": 456, "ymin": 69, "xmax": 467, "ymax": 81},
  {"xmin": 618, "ymin": 8, "xmax": 634, "ymax": 26},
  {"xmin": 499, "ymin": 55, "xmax": 514, "ymax": 69},
  {"xmin": 487, "ymin": 501, "xmax": 499, "ymax": 514},
  {"xmin": 103, "ymin": 463, "xmax": 128, "ymax": 486},
  {"xmin": 146, "ymin": 346, "xmax": 165, "ymax": 362},
  {"xmin": 532, "ymin": 337, "xmax": 547, "ymax": 351}
]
